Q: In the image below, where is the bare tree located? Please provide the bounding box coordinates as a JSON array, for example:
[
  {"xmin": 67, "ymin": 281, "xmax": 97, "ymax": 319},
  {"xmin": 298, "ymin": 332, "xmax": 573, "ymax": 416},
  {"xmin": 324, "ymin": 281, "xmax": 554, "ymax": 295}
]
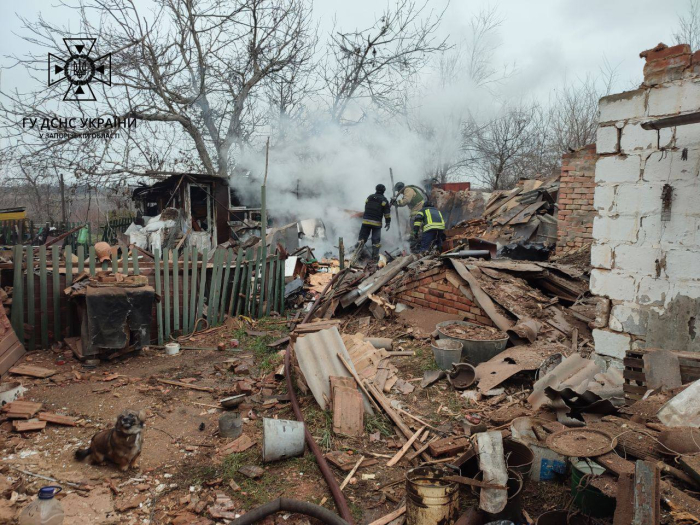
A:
[
  {"xmin": 547, "ymin": 63, "xmax": 617, "ymax": 155},
  {"xmin": 675, "ymin": 0, "xmax": 700, "ymax": 50},
  {"xmin": 0, "ymin": 0, "xmax": 316, "ymax": 183},
  {"xmin": 323, "ymin": 0, "xmax": 448, "ymax": 124},
  {"xmin": 463, "ymin": 102, "xmax": 545, "ymax": 190}
]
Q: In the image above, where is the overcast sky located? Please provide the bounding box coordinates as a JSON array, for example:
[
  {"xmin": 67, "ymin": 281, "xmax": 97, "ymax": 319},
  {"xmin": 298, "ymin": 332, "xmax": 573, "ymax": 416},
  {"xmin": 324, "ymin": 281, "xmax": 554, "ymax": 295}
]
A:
[{"xmin": 0, "ymin": 0, "xmax": 687, "ymax": 100}]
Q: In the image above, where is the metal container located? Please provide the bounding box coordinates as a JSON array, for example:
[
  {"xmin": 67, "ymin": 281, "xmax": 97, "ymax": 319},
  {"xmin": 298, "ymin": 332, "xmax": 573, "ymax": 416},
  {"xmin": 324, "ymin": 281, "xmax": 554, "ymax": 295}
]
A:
[
  {"xmin": 219, "ymin": 412, "xmax": 243, "ymax": 439},
  {"xmin": 472, "ymin": 469, "xmax": 523, "ymax": 523},
  {"xmin": 262, "ymin": 418, "xmax": 305, "ymax": 462},
  {"xmin": 436, "ymin": 321, "xmax": 508, "ymax": 365},
  {"xmin": 431, "ymin": 339, "xmax": 462, "ymax": 370},
  {"xmin": 406, "ymin": 466, "xmax": 459, "ymax": 525},
  {"xmin": 503, "ymin": 439, "xmax": 534, "ymax": 478}
]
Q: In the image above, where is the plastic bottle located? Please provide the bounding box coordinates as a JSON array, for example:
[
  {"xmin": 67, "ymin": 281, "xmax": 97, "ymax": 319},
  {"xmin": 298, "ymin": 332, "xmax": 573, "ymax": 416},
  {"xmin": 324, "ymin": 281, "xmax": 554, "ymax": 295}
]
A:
[{"xmin": 18, "ymin": 486, "xmax": 64, "ymax": 525}]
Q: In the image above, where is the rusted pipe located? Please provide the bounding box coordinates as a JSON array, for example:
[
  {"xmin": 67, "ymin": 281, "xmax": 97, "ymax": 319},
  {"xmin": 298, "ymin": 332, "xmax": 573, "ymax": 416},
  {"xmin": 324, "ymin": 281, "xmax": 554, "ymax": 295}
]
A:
[
  {"xmin": 282, "ymin": 272, "xmax": 354, "ymax": 523},
  {"xmin": 285, "ymin": 347, "xmax": 353, "ymax": 523}
]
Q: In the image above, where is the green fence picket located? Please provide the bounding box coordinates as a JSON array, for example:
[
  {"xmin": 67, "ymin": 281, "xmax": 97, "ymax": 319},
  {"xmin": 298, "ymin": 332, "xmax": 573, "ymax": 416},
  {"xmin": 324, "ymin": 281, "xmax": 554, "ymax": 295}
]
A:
[
  {"xmin": 172, "ymin": 249, "xmax": 179, "ymax": 332},
  {"xmin": 219, "ymin": 248, "xmax": 233, "ymax": 324},
  {"xmin": 196, "ymin": 248, "xmax": 208, "ymax": 324},
  {"xmin": 39, "ymin": 245, "xmax": 48, "ymax": 348},
  {"xmin": 189, "ymin": 247, "xmax": 199, "ymax": 331},
  {"xmin": 154, "ymin": 249, "xmax": 163, "ymax": 345},
  {"xmin": 182, "ymin": 248, "xmax": 189, "ymax": 334},
  {"xmin": 65, "ymin": 246, "xmax": 73, "ymax": 336},
  {"xmin": 163, "ymin": 249, "xmax": 170, "ymax": 339},
  {"xmin": 11, "ymin": 246, "xmax": 25, "ymax": 343},
  {"xmin": 26, "ymin": 247, "xmax": 35, "ymax": 350},
  {"xmin": 228, "ymin": 250, "xmax": 244, "ymax": 317},
  {"xmin": 52, "ymin": 246, "xmax": 60, "ymax": 343}
]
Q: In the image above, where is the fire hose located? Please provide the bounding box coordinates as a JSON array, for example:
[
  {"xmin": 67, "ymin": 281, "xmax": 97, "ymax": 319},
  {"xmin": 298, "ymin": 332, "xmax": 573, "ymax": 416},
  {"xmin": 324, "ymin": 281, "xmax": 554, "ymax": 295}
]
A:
[{"xmin": 229, "ymin": 498, "xmax": 349, "ymax": 525}]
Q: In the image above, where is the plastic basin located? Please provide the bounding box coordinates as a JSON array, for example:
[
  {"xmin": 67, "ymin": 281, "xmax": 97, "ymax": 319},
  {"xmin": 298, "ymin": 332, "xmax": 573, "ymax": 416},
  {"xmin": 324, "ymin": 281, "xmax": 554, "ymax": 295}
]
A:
[{"xmin": 436, "ymin": 320, "xmax": 508, "ymax": 365}]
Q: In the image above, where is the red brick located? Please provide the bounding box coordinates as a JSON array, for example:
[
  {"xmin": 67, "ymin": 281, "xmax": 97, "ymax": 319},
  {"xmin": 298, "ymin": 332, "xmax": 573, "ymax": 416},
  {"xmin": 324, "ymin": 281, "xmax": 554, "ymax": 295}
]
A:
[{"xmin": 641, "ymin": 43, "xmax": 691, "ymax": 62}]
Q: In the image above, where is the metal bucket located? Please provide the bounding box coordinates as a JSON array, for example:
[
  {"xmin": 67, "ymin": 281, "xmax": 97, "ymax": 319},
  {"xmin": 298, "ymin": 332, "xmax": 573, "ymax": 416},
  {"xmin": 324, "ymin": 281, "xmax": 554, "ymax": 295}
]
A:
[
  {"xmin": 503, "ymin": 439, "xmax": 534, "ymax": 479},
  {"xmin": 262, "ymin": 418, "xmax": 305, "ymax": 462},
  {"xmin": 219, "ymin": 412, "xmax": 243, "ymax": 439},
  {"xmin": 436, "ymin": 321, "xmax": 508, "ymax": 365},
  {"xmin": 431, "ymin": 339, "xmax": 462, "ymax": 370},
  {"xmin": 472, "ymin": 469, "xmax": 523, "ymax": 523},
  {"xmin": 406, "ymin": 466, "xmax": 459, "ymax": 525}
]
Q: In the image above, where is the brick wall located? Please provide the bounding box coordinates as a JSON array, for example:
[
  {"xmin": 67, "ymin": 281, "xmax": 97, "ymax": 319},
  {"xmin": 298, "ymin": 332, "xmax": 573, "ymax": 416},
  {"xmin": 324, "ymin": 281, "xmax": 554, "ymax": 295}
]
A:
[
  {"xmin": 590, "ymin": 42, "xmax": 700, "ymax": 370},
  {"xmin": 556, "ymin": 144, "xmax": 597, "ymax": 255},
  {"xmin": 393, "ymin": 266, "xmax": 492, "ymax": 325}
]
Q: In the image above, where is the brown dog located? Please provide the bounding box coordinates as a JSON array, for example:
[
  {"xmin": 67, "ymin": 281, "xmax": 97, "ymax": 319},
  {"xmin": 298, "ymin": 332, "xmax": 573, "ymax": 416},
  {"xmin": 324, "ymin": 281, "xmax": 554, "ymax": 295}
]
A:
[{"xmin": 75, "ymin": 409, "xmax": 146, "ymax": 471}]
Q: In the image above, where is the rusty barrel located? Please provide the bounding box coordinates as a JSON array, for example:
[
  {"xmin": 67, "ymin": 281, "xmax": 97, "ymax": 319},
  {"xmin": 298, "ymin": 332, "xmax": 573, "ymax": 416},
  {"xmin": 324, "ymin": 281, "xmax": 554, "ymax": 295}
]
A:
[{"xmin": 406, "ymin": 466, "xmax": 459, "ymax": 525}]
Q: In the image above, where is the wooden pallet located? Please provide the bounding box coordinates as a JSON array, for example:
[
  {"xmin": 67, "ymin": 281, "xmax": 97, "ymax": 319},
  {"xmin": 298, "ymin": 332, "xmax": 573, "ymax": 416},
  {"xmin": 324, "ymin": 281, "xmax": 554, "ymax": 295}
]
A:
[{"xmin": 624, "ymin": 348, "xmax": 700, "ymax": 402}]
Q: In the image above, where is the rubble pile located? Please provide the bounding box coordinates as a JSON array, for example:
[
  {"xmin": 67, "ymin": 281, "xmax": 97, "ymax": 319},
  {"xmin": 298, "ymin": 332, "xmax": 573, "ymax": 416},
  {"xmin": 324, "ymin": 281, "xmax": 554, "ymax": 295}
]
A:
[{"xmin": 444, "ymin": 179, "xmax": 559, "ymax": 255}]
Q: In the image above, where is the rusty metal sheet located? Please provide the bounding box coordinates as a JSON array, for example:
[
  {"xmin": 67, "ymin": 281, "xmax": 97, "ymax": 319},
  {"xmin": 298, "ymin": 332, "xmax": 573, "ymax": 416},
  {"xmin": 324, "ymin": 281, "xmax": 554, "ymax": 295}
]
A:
[
  {"xmin": 633, "ymin": 461, "xmax": 660, "ymax": 525},
  {"xmin": 474, "ymin": 343, "xmax": 565, "ymax": 392},
  {"xmin": 294, "ymin": 326, "xmax": 374, "ymax": 415}
]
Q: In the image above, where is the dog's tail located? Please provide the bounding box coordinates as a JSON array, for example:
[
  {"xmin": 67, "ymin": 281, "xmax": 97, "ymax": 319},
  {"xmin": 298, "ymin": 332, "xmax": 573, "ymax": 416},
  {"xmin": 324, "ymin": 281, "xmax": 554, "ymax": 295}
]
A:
[{"xmin": 75, "ymin": 447, "xmax": 91, "ymax": 461}]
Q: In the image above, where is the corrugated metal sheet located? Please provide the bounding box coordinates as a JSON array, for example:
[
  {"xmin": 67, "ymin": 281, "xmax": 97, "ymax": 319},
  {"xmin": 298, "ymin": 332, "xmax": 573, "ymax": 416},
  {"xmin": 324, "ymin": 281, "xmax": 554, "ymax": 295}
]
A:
[
  {"xmin": 528, "ymin": 354, "xmax": 623, "ymax": 410},
  {"xmin": 294, "ymin": 326, "xmax": 374, "ymax": 415}
]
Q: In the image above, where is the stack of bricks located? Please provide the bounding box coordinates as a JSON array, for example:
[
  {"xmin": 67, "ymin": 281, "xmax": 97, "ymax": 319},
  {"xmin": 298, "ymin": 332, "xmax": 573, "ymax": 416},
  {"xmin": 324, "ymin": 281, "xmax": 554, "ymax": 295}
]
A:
[
  {"xmin": 393, "ymin": 266, "xmax": 492, "ymax": 325},
  {"xmin": 640, "ymin": 43, "xmax": 697, "ymax": 86},
  {"xmin": 556, "ymin": 143, "xmax": 597, "ymax": 255}
]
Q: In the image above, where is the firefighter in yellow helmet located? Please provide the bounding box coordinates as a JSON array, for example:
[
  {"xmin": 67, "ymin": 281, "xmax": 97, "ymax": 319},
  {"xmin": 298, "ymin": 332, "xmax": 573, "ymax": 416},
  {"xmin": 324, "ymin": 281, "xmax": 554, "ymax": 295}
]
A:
[{"xmin": 413, "ymin": 201, "xmax": 446, "ymax": 252}]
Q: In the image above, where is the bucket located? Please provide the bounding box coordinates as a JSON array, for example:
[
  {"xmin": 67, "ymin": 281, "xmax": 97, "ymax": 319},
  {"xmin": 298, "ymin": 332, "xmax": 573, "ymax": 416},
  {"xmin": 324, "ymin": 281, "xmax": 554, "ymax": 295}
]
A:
[
  {"xmin": 570, "ymin": 460, "xmax": 616, "ymax": 518},
  {"xmin": 406, "ymin": 466, "xmax": 459, "ymax": 525},
  {"xmin": 262, "ymin": 418, "xmax": 305, "ymax": 462},
  {"xmin": 219, "ymin": 412, "xmax": 243, "ymax": 439},
  {"xmin": 471, "ymin": 469, "xmax": 523, "ymax": 523},
  {"xmin": 165, "ymin": 342, "xmax": 180, "ymax": 355},
  {"xmin": 503, "ymin": 439, "xmax": 534, "ymax": 479},
  {"xmin": 0, "ymin": 382, "xmax": 26, "ymax": 406},
  {"xmin": 436, "ymin": 321, "xmax": 508, "ymax": 365},
  {"xmin": 431, "ymin": 339, "xmax": 462, "ymax": 370},
  {"xmin": 457, "ymin": 439, "xmax": 533, "ymax": 481},
  {"xmin": 510, "ymin": 417, "xmax": 566, "ymax": 481},
  {"xmin": 536, "ymin": 510, "xmax": 588, "ymax": 525}
]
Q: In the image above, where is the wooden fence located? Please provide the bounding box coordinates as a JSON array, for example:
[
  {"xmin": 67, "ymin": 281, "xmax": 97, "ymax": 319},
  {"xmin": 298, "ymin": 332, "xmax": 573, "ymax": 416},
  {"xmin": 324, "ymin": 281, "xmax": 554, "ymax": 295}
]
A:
[{"xmin": 7, "ymin": 245, "xmax": 285, "ymax": 350}]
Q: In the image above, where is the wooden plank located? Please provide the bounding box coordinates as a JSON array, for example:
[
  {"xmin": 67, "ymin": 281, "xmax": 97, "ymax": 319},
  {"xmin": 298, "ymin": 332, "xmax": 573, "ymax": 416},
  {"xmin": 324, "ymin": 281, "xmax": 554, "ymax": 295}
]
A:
[
  {"xmin": 368, "ymin": 506, "xmax": 406, "ymax": 525},
  {"xmin": 122, "ymin": 243, "xmax": 128, "ymax": 274},
  {"xmin": 228, "ymin": 249, "xmax": 244, "ymax": 316},
  {"xmin": 257, "ymin": 253, "xmax": 268, "ymax": 319},
  {"xmin": 10, "ymin": 364, "xmax": 57, "ymax": 378},
  {"xmin": 88, "ymin": 245, "xmax": 95, "ymax": 276},
  {"xmin": 163, "ymin": 248, "xmax": 170, "ymax": 339},
  {"xmin": 132, "ymin": 248, "xmax": 140, "ymax": 275},
  {"xmin": 278, "ymin": 253, "xmax": 285, "ymax": 315},
  {"xmin": 11, "ymin": 245, "xmax": 24, "ymax": 342},
  {"xmin": 634, "ymin": 461, "xmax": 660, "ymax": 525},
  {"xmin": 13, "ymin": 419, "xmax": 46, "ymax": 432},
  {"xmin": 332, "ymin": 386, "xmax": 364, "ymax": 437},
  {"xmin": 196, "ymin": 248, "xmax": 208, "ymax": 325},
  {"xmin": 236, "ymin": 257, "xmax": 249, "ymax": 316},
  {"xmin": 65, "ymin": 245, "xmax": 73, "ymax": 336},
  {"xmin": 154, "ymin": 249, "xmax": 163, "ymax": 345},
  {"xmin": 172, "ymin": 249, "xmax": 180, "ymax": 332},
  {"xmin": 219, "ymin": 248, "xmax": 233, "ymax": 324},
  {"xmin": 111, "ymin": 249, "xmax": 118, "ymax": 273},
  {"xmin": 265, "ymin": 258, "xmax": 275, "ymax": 317},
  {"xmin": 52, "ymin": 245, "xmax": 60, "ymax": 343},
  {"xmin": 38, "ymin": 412, "xmax": 77, "ymax": 426},
  {"xmin": 39, "ymin": 245, "xmax": 48, "ymax": 349},
  {"xmin": 243, "ymin": 249, "xmax": 254, "ymax": 316},
  {"xmin": 77, "ymin": 244, "xmax": 85, "ymax": 275},
  {"xmin": 189, "ymin": 247, "xmax": 199, "ymax": 331},
  {"xmin": 208, "ymin": 249, "xmax": 223, "ymax": 326},
  {"xmin": 387, "ymin": 426, "xmax": 426, "ymax": 466},
  {"xmin": 182, "ymin": 248, "xmax": 189, "ymax": 334},
  {"xmin": 623, "ymin": 369, "xmax": 646, "ymax": 382},
  {"xmin": 26, "ymin": 247, "xmax": 35, "ymax": 351},
  {"xmin": 428, "ymin": 436, "xmax": 471, "ymax": 457},
  {"xmin": 249, "ymin": 248, "xmax": 262, "ymax": 316}
]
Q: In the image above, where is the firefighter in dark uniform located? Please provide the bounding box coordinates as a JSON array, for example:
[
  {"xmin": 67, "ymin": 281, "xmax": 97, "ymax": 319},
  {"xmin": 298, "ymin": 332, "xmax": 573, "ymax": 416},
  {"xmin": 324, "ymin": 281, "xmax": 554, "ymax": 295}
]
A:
[
  {"xmin": 358, "ymin": 184, "xmax": 391, "ymax": 260},
  {"xmin": 414, "ymin": 202, "xmax": 446, "ymax": 252}
]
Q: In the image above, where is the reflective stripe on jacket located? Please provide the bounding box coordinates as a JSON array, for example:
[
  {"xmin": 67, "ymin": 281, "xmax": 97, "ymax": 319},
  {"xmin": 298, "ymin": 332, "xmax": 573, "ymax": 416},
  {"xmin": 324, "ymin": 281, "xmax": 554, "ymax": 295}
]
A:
[{"xmin": 415, "ymin": 207, "xmax": 445, "ymax": 232}]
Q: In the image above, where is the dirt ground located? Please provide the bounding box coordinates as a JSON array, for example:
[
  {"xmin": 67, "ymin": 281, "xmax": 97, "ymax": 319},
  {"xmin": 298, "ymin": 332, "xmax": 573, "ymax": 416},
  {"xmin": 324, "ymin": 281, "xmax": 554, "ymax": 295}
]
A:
[{"xmin": 0, "ymin": 314, "xmax": 575, "ymax": 524}]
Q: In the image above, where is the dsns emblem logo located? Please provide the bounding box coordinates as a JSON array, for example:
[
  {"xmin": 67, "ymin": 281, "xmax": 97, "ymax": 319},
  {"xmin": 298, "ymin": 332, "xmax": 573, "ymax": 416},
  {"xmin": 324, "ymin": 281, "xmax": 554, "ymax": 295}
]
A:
[{"xmin": 48, "ymin": 38, "xmax": 111, "ymax": 101}]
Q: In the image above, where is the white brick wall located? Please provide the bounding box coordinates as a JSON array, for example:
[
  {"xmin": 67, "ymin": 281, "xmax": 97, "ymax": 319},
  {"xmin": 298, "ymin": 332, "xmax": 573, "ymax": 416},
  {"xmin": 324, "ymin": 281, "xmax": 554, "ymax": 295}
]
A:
[
  {"xmin": 596, "ymin": 155, "xmax": 641, "ymax": 184},
  {"xmin": 592, "ymin": 71, "xmax": 700, "ymax": 366}
]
